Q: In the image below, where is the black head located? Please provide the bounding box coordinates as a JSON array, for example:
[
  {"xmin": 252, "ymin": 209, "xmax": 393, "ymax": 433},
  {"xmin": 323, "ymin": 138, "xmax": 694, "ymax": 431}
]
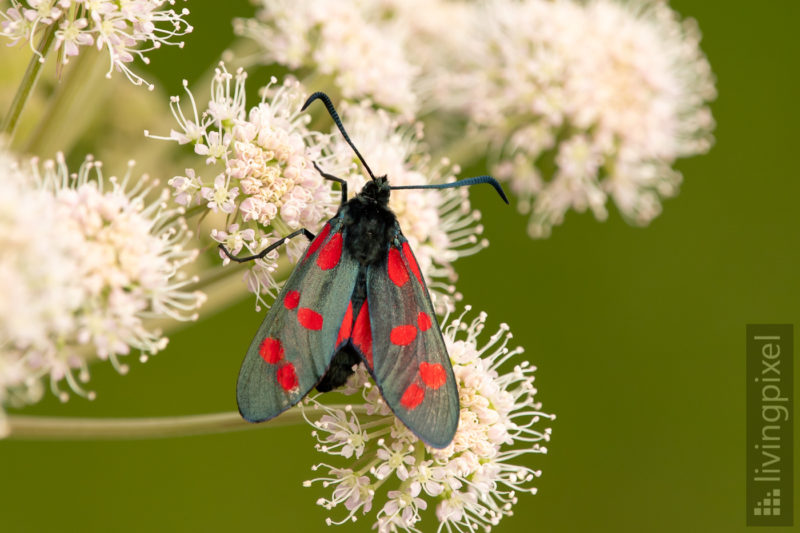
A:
[{"xmin": 357, "ymin": 175, "xmax": 391, "ymax": 206}]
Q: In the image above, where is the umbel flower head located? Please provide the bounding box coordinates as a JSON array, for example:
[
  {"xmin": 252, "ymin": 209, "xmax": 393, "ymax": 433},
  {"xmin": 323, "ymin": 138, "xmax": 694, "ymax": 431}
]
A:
[
  {"xmin": 149, "ymin": 63, "xmax": 335, "ymax": 308},
  {"xmin": 303, "ymin": 307, "xmax": 553, "ymax": 532},
  {"xmin": 436, "ymin": 0, "xmax": 716, "ymax": 237},
  {"xmin": 0, "ymin": 150, "xmax": 204, "ymax": 435},
  {"xmin": 235, "ymin": 0, "xmax": 419, "ymax": 117},
  {"xmin": 0, "ymin": 0, "xmax": 192, "ymax": 90}
]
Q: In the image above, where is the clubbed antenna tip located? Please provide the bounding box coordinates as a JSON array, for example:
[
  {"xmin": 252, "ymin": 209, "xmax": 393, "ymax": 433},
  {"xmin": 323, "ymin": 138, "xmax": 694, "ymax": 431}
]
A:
[{"xmin": 391, "ymin": 176, "xmax": 510, "ymax": 204}]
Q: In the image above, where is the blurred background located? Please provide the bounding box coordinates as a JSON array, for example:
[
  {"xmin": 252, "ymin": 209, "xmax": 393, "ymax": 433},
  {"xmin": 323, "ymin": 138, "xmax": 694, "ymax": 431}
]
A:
[{"xmin": 1, "ymin": 1, "xmax": 798, "ymax": 532}]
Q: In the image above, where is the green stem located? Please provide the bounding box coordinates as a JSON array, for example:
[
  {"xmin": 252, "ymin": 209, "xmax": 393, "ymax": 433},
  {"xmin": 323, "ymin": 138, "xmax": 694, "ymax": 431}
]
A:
[
  {"xmin": 24, "ymin": 47, "xmax": 108, "ymax": 157},
  {"xmin": 5, "ymin": 405, "xmax": 369, "ymax": 440},
  {"xmin": 1, "ymin": 23, "xmax": 57, "ymax": 142},
  {"xmin": 167, "ymin": 203, "xmax": 206, "ymax": 225},
  {"xmin": 192, "ymin": 250, "xmax": 293, "ymax": 294}
]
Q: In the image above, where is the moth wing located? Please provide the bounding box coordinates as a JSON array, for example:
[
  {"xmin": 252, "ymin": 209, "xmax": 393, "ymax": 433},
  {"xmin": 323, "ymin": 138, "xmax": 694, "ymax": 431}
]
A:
[
  {"xmin": 237, "ymin": 221, "xmax": 359, "ymax": 422},
  {"xmin": 366, "ymin": 232, "xmax": 459, "ymax": 448}
]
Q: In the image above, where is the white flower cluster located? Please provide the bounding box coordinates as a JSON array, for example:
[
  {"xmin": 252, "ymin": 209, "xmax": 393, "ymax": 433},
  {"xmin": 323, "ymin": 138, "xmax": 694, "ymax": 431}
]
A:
[
  {"xmin": 322, "ymin": 102, "xmax": 488, "ymax": 311},
  {"xmin": 0, "ymin": 151, "xmax": 204, "ymax": 435},
  {"xmin": 235, "ymin": 0, "xmax": 418, "ymax": 117},
  {"xmin": 0, "ymin": 0, "xmax": 192, "ymax": 90},
  {"xmin": 303, "ymin": 308, "xmax": 553, "ymax": 532},
  {"xmin": 155, "ymin": 65, "xmax": 491, "ymax": 311},
  {"xmin": 150, "ymin": 64, "xmax": 335, "ymax": 307},
  {"xmin": 437, "ymin": 0, "xmax": 716, "ymax": 237}
]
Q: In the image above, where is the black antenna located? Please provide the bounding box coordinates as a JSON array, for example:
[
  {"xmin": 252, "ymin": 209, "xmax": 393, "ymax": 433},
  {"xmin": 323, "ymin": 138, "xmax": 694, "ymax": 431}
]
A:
[
  {"xmin": 302, "ymin": 92, "xmax": 376, "ymax": 181},
  {"xmin": 391, "ymin": 175, "xmax": 510, "ymax": 204}
]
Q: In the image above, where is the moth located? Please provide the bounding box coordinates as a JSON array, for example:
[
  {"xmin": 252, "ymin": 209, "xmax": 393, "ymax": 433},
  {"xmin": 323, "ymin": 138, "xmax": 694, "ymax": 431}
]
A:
[{"xmin": 221, "ymin": 93, "xmax": 508, "ymax": 448}]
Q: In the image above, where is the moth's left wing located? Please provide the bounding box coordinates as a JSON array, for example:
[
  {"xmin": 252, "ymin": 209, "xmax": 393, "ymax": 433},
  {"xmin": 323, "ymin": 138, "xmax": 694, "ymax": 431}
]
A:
[
  {"xmin": 237, "ymin": 220, "xmax": 359, "ymax": 422},
  {"xmin": 366, "ymin": 231, "xmax": 459, "ymax": 448}
]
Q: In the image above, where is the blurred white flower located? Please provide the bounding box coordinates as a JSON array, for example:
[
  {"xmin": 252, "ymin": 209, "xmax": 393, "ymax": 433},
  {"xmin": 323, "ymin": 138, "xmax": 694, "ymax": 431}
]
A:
[
  {"xmin": 437, "ymin": 0, "xmax": 716, "ymax": 237},
  {"xmin": 370, "ymin": 0, "xmax": 473, "ymax": 102},
  {"xmin": 0, "ymin": 150, "xmax": 204, "ymax": 424},
  {"xmin": 321, "ymin": 102, "xmax": 489, "ymax": 311},
  {"xmin": 0, "ymin": 0, "xmax": 192, "ymax": 90},
  {"xmin": 235, "ymin": 0, "xmax": 419, "ymax": 117},
  {"xmin": 0, "ymin": 150, "xmax": 75, "ymax": 436},
  {"xmin": 303, "ymin": 307, "xmax": 553, "ymax": 532}
]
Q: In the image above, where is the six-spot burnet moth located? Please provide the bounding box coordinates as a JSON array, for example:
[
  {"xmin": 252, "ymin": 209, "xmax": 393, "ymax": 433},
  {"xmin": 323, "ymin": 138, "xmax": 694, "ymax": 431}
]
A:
[{"xmin": 220, "ymin": 92, "xmax": 508, "ymax": 448}]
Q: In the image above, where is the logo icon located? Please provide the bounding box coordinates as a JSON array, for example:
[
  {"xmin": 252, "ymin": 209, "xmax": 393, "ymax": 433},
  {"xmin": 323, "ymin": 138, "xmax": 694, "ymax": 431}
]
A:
[{"xmin": 753, "ymin": 488, "xmax": 781, "ymax": 517}]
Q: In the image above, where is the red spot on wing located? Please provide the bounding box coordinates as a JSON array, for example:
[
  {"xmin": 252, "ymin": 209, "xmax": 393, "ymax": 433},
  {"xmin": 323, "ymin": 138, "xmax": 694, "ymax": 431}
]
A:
[
  {"xmin": 259, "ymin": 338, "xmax": 284, "ymax": 364},
  {"xmin": 298, "ymin": 308, "xmax": 323, "ymax": 330},
  {"xmin": 303, "ymin": 224, "xmax": 331, "ymax": 261},
  {"xmin": 419, "ymin": 362, "xmax": 447, "ymax": 390},
  {"xmin": 352, "ymin": 301, "xmax": 373, "ymax": 369},
  {"xmin": 387, "ymin": 248, "xmax": 409, "ymax": 287},
  {"xmin": 284, "ymin": 290, "xmax": 300, "ymax": 310},
  {"xmin": 417, "ymin": 311, "xmax": 432, "ymax": 332},
  {"xmin": 276, "ymin": 363, "xmax": 299, "ymax": 391},
  {"xmin": 316, "ymin": 232, "xmax": 343, "ymax": 270},
  {"xmin": 400, "ymin": 383, "xmax": 425, "ymax": 410},
  {"xmin": 337, "ymin": 301, "xmax": 354, "ymax": 346},
  {"xmin": 391, "ymin": 325, "xmax": 417, "ymax": 346},
  {"xmin": 402, "ymin": 242, "xmax": 422, "ymax": 284}
]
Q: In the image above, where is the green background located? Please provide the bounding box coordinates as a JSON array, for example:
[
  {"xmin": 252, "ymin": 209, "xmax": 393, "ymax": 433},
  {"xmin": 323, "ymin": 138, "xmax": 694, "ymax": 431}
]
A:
[{"xmin": 2, "ymin": 1, "xmax": 798, "ymax": 532}]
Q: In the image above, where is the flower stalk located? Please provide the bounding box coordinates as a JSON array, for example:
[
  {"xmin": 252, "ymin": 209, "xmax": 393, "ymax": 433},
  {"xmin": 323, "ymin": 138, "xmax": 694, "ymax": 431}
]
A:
[
  {"xmin": 24, "ymin": 46, "xmax": 107, "ymax": 156},
  {"xmin": 1, "ymin": 22, "xmax": 56, "ymax": 141},
  {"xmin": 5, "ymin": 406, "xmax": 368, "ymax": 440}
]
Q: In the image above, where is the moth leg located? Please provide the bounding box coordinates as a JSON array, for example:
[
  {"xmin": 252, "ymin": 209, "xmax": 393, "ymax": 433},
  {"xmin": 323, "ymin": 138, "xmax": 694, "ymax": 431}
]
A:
[
  {"xmin": 218, "ymin": 228, "xmax": 315, "ymax": 263},
  {"xmin": 313, "ymin": 161, "xmax": 348, "ymax": 206}
]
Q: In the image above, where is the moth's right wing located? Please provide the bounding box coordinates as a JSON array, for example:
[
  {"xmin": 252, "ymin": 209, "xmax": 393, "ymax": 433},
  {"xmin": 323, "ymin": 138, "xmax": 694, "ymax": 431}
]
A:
[{"xmin": 364, "ymin": 232, "xmax": 459, "ymax": 448}]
